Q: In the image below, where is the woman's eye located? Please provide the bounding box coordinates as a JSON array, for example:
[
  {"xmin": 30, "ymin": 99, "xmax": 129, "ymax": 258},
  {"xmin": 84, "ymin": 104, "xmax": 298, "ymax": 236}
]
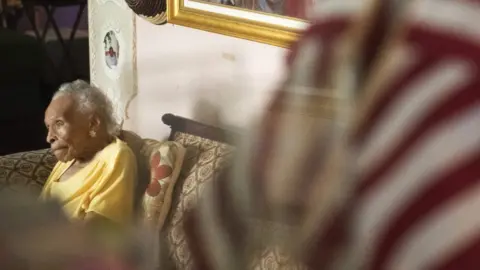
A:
[{"xmin": 55, "ymin": 121, "xmax": 64, "ymax": 127}]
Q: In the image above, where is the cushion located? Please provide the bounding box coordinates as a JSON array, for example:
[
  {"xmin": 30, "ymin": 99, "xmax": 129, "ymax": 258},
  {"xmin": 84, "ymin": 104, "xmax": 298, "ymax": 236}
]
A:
[
  {"xmin": 119, "ymin": 130, "xmax": 150, "ymax": 212},
  {"xmin": 0, "ymin": 149, "xmax": 56, "ymax": 195},
  {"xmin": 162, "ymin": 132, "xmax": 235, "ymax": 269},
  {"xmin": 141, "ymin": 139, "xmax": 186, "ymax": 230}
]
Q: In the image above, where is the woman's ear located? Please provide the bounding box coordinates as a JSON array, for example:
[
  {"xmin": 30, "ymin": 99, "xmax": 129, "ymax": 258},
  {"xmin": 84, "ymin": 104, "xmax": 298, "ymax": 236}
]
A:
[{"xmin": 89, "ymin": 114, "xmax": 101, "ymax": 132}]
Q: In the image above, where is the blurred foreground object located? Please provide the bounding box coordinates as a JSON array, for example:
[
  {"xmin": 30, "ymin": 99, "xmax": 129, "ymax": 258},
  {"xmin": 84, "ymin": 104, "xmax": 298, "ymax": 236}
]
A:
[
  {"xmin": 180, "ymin": 0, "xmax": 480, "ymax": 269},
  {"xmin": 0, "ymin": 192, "xmax": 144, "ymax": 270},
  {"xmin": 0, "ymin": 192, "xmax": 92, "ymax": 269},
  {"xmin": 353, "ymin": 0, "xmax": 480, "ymax": 269}
]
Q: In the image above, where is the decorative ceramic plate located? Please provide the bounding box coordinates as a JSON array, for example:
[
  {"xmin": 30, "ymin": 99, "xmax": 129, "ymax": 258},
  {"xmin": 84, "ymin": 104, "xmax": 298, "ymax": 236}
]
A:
[{"xmin": 125, "ymin": 0, "xmax": 167, "ymax": 25}]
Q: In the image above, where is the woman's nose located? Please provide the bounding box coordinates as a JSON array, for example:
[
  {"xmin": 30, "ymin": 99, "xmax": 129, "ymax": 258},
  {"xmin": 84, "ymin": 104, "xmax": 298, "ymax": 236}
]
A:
[{"xmin": 46, "ymin": 129, "xmax": 56, "ymax": 144}]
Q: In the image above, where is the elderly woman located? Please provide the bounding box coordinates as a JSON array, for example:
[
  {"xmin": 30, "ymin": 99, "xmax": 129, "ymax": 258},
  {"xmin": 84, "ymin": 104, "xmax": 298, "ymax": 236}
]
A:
[{"xmin": 40, "ymin": 80, "xmax": 136, "ymax": 226}]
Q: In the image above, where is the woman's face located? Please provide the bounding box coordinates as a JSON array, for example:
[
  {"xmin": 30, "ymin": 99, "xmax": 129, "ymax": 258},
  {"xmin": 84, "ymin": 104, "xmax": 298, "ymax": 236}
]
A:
[{"xmin": 44, "ymin": 95, "xmax": 93, "ymax": 162}]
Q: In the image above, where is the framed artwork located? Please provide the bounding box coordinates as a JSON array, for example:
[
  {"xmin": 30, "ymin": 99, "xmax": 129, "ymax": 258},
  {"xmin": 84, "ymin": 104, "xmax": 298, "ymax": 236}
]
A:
[
  {"xmin": 89, "ymin": 0, "xmax": 137, "ymax": 125},
  {"xmin": 167, "ymin": 0, "xmax": 313, "ymax": 48}
]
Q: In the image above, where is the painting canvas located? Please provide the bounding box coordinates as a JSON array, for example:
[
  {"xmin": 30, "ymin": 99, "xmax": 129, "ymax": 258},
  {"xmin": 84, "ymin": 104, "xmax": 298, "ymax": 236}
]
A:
[
  {"xmin": 194, "ymin": 0, "xmax": 314, "ymax": 20},
  {"xmin": 168, "ymin": 0, "xmax": 312, "ymax": 47}
]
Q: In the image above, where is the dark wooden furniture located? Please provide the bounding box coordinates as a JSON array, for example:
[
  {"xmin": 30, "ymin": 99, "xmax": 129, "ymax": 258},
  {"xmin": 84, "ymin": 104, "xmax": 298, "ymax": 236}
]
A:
[
  {"xmin": 161, "ymin": 113, "xmax": 238, "ymax": 144},
  {"xmin": 0, "ymin": 0, "xmax": 22, "ymax": 29},
  {"xmin": 23, "ymin": 0, "xmax": 87, "ymax": 81},
  {"xmin": 0, "ymin": 0, "xmax": 7, "ymax": 28},
  {"xmin": 0, "ymin": 29, "xmax": 52, "ymax": 155}
]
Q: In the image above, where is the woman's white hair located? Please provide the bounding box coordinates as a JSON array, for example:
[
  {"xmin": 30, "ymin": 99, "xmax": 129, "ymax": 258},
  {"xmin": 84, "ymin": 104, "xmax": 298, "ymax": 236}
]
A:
[{"xmin": 53, "ymin": 80, "xmax": 120, "ymax": 136}]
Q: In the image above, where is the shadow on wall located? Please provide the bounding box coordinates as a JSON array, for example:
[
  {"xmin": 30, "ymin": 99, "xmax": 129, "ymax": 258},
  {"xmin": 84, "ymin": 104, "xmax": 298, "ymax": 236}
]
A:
[
  {"xmin": 187, "ymin": 72, "xmax": 249, "ymax": 130},
  {"xmin": 188, "ymin": 86, "xmax": 250, "ymax": 137},
  {"xmin": 191, "ymin": 98, "xmax": 223, "ymax": 128}
]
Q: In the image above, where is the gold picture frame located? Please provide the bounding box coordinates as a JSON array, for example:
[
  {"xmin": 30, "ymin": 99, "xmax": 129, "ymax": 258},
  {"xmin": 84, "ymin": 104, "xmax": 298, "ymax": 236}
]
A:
[{"xmin": 167, "ymin": 0, "xmax": 309, "ymax": 48}]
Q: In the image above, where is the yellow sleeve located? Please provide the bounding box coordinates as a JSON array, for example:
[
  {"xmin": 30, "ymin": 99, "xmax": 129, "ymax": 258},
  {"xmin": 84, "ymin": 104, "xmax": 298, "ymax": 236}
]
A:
[
  {"xmin": 39, "ymin": 161, "xmax": 67, "ymax": 200},
  {"xmin": 87, "ymin": 146, "xmax": 137, "ymax": 224}
]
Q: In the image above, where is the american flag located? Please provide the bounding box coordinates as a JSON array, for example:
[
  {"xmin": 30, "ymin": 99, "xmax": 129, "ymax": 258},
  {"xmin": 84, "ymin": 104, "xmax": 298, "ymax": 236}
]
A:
[
  {"xmin": 179, "ymin": 0, "xmax": 480, "ymax": 269},
  {"xmin": 355, "ymin": 0, "xmax": 480, "ymax": 269}
]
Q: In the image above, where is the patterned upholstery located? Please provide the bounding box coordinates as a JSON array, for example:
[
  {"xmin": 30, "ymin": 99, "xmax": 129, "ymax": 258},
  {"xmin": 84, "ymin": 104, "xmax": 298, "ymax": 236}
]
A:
[
  {"xmin": 0, "ymin": 131, "xmax": 303, "ymax": 269},
  {"xmin": 249, "ymin": 219, "xmax": 308, "ymax": 270},
  {"xmin": 163, "ymin": 132, "xmax": 235, "ymax": 269},
  {"xmin": 0, "ymin": 149, "xmax": 56, "ymax": 195},
  {"xmin": 252, "ymin": 247, "xmax": 307, "ymax": 270}
]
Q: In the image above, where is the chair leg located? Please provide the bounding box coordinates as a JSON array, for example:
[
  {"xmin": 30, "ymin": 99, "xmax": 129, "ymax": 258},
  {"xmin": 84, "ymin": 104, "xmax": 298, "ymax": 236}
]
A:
[
  {"xmin": 68, "ymin": 3, "xmax": 86, "ymax": 44},
  {"xmin": 24, "ymin": 4, "xmax": 60, "ymax": 84},
  {"xmin": 41, "ymin": 7, "xmax": 55, "ymax": 40},
  {"xmin": 24, "ymin": 4, "xmax": 42, "ymax": 40},
  {"xmin": 42, "ymin": 4, "xmax": 77, "ymax": 78},
  {"xmin": 0, "ymin": 0, "xmax": 6, "ymax": 28},
  {"xmin": 24, "ymin": 2, "xmax": 87, "ymax": 82},
  {"xmin": 55, "ymin": 3, "xmax": 87, "ymax": 81}
]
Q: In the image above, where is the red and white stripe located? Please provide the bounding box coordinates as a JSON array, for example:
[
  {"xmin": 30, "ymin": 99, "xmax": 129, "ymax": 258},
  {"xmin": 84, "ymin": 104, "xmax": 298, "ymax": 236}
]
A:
[
  {"xmin": 181, "ymin": 0, "xmax": 364, "ymax": 269},
  {"xmin": 355, "ymin": 0, "xmax": 480, "ymax": 269},
  {"xmin": 180, "ymin": 0, "xmax": 480, "ymax": 269}
]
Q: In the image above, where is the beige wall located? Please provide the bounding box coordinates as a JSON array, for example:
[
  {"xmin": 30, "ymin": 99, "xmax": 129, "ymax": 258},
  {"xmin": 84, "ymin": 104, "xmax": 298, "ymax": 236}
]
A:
[{"xmin": 123, "ymin": 18, "xmax": 288, "ymax": 139}]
